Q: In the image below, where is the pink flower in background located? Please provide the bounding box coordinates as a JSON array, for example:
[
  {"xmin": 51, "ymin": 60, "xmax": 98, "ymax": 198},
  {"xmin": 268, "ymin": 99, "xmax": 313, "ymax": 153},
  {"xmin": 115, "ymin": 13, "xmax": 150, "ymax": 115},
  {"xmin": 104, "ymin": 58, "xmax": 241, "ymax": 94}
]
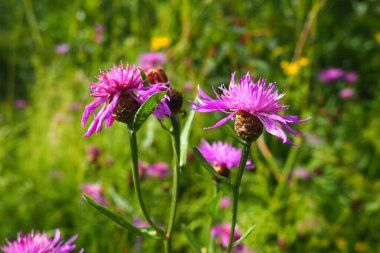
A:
[
  {"xmin": 81, "ymin": 183, "xmax": 108, "ymax": 206},
  {"xmin": 183, "ymin": 82, "xmax": 194, "ymax": 92},
  {"xmin": 211, "ymin": 223, "xmax": 244, "ymax": 252},
  {"xmin": 94, "ymin": 24, "xmax": 105, "ymax": 44},
  {"xmin": 198, "ymin": 140, "xmax": 254, "ymax": 170},
  {"xmin": 219, "ymin": 197, "xmax": 232, "ymax": 209},
  {"xmin": 133, "ymin": 218, "xmax": 150, "ymax": 228},
  {"xmin": 15, "ymin": 99, "xmax": 28, "ymax": 109},
  {"xmin": 139, "ymin": 161, "xmax": 171, "ymax": 179},
  {"xmin": 304, "ymin": 133, "xmax": 322, "ymax": 146},
  {"xmin": 55, "ymin": 43, "xmax": 70, "ymax": 54},
  {"xmin": 318, "ymin": 68, "xmax": 345, "ymax": 83},
  {"xmin": 344, "ymin": 71, "xmax": 358, "ymax": 83},
  {"xmin": 339, "ymin": 88, "xmax": 355, "ymax": 99},
  {"xmin": 293, "ymin": 167, "xmax": 312, "ymax": 180},
  {"xmin": 1, "ymin": 230, "xmax": 83, "ymax": 253},
  {"xmin": 139, "ymin": 52, "xmax": 167, "ymax": 71},
  {"xmin": 191, "ymin": 73, "xmax": 310, "ymax": 145},
  {"xmin": 81, "ymin": 64, "xmax": 170, "ymax": 137},
  {"xmin": 87, "ymin": 145, "xmax": 101, "ymax": 163}
]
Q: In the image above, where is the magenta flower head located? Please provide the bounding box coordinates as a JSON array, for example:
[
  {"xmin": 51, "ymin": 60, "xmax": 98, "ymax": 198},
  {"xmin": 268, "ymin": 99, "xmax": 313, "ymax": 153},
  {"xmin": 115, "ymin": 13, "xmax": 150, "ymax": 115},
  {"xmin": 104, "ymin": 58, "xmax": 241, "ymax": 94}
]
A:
[
  {"xmin": 198, "ymin": 140, "xmax": 254, "ymax": 177},
  {"xmin": 211, "ymin": 223, "xmax": 244, "ymax": 252},
  {"xmin": 139, "ymin": 52, "xmax": 167, "ymax": 72},
  {"xmin": 318, "ymin": 68, "xmax": 345, "ymax": 83},
  {"xmin": 339, "ymin": 88, "xmax": 355, "ymax": 99},
  {"xmin": 81, "ymin": 183, "xmax": 108, "ymax": 206},
  {"xmin": 139, "ymin": 161, "xmax": 171, "ymax": 179},
  {"xmin": 81, "ymin": 64, "xmax": 170, "ymax": 137},
  {"xmin": 190, "ymin": 73, "xmax": 310, "ymax": 145},
  {"xmin": 55, "ymin": 43, "xmax": 70, "ymax": 55},
  {"xmin": 1, "ymin": 229, "xmax": 83, "ymax": 253},
  {"xmin": 219, "ymin": 197, "xmax": 232, "ymax": 209},
  {"xmin": 344, "ymin": 71, "xmax": 358, "ymax": 83}
]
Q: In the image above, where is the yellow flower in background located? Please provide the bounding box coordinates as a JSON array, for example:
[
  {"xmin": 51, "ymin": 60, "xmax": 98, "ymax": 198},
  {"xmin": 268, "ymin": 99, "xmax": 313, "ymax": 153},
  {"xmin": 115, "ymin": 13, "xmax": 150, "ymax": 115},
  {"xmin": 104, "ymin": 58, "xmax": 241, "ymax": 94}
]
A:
[
  {"xmin": 151, "ymin": 36, "xmax": 171, "ymax": 51},
  {"xmin": 375, "ymin": 32, "xmax": 380, "ymax": 43},
  {"xmin": 354, "ymin": 242, "xmax": 366, "ymax": 252},
  {"xmin": 298, "ymin": 57, "xmax": 309, "ymax": 67},
  {"xmin": 281, "ymin": 61, "xmax": 300, "ymax": 76},
  {"xmin": 336, "ymin": 238, "xmax": 347, "ymax": 250}
]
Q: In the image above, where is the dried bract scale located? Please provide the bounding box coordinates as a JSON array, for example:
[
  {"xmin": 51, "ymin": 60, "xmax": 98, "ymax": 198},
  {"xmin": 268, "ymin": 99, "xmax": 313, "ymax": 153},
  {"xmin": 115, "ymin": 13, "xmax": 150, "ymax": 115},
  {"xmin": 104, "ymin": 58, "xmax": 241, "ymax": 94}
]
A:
[
  {"xmin": 167, "ymin": 88, "xmax": 183, "ymax": 113},
  {"xmin": 234, "ymin": 111, "xmax": 263, "ymax": 142},
  {"xmin": 146, "ymin": 67, "xmax": 169, "ymax": 84}
]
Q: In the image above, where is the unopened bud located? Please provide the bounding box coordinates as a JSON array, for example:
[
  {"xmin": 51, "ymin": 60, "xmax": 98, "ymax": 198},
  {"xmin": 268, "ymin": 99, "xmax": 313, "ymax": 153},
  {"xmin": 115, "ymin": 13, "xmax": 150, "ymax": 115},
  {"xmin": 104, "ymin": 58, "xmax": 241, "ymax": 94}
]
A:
[
  {"xmin": 146, "ymin": 67, "xmax": 168, "ymax": 84},
  {"xmin": 234, "ymin": 111, "xmax": 263, "ymax": 142},
  {"xmin": 168, "ymin": 88, "xmax": 183, "ymax": 113},
  {"xmin": 112, "ymin": 92, "xmax": 140, "ymax": 123}
]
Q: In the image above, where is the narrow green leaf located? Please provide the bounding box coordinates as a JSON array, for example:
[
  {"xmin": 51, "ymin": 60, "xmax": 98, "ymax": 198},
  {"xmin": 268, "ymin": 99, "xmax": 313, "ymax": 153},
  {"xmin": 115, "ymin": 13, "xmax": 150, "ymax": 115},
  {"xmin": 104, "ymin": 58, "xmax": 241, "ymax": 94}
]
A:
[
  {"xmin": 180, "ymin": 109, "xmax": 195, "ymax": 169},
  {"xmin": 133, "ymin": 91, "xmax": 167, "ymax": 133},
  {"xmin": 181, "ymin": 224, "xmax": 202, "ymax": 253},
  {"xmin": 192, "ymin": 147, "xmax": 233, "ymax": 188},
  {"xmin": 233, "ymin": 225, "xmax": 256, "ymax": 247},
  {"xmin": 82, "ymin": 195, "xmax": 162, "ymax": 239},
  {"xmin": 221, "ymin": 124, "xmax": 246, "ymax": 145}
]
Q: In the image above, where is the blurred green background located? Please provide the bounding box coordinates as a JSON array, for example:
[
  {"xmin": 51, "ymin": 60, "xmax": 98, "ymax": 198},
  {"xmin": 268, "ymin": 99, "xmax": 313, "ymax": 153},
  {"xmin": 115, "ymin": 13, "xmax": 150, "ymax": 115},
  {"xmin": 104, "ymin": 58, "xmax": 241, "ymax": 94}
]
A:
[{"xmin": 1, "ymin": 0, "xmax": 380, "ymax": 252}]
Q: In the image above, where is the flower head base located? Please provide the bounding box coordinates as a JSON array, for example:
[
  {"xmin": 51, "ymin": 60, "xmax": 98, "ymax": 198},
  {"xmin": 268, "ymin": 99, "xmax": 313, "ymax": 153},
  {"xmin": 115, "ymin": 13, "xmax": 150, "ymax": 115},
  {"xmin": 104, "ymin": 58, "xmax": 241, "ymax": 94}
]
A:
[
  {"xmin": 190, "ymin": 73, "xmax": 311, "ymax": 145},
  {"xmin": 81, "ymin": 64, "xmax": 170, "ymax": 137},
  {"xmin": 198, "ymin": 140, "xmax": 254, "ymax": 173},
  {"xmin": 1, "ymin": 230, "xmax": 83, "ymax": 253}
]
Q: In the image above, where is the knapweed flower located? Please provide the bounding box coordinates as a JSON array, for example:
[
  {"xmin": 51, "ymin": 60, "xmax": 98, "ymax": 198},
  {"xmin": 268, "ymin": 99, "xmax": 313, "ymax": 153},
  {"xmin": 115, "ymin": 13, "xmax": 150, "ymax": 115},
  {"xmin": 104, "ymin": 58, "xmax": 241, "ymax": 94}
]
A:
[
  {"xmin": 15, "ymin": 99, "xmax": 28, "ymax": 109},
  {"xmin": 219, "ymin": 197, "xmax": 232, "ymax": 209},
  {"xmin": 81, "ymin": 64, "xmax": 170, "ymax": 137},
  {"xmin": 211, "ymin": 223, "xmax": 244, "ymax": 252},
  {"xmin": 339, "ymin": 88, "xmax": 355, "ymax": 100},
  {"xmin": 343, "ymin": 71, "xmax": 358, "ymax": 84},
  {"xmin": 139, "ymin": 161, "xmax": 171, "ymax": 179},
  {"xmin": 55, "ymin": 43, "xmax": 70, "ymax": 54},
  {"xmin": 139, "ymin": 52, "xmax": 167, "ymax": 72},
  {"xmin": 1, "ymin": 230, "xmax": 83, "ymax": 253},
  {"xmin": 198, "ymin": 140, "xmax": 254, "ymax": 177},
  {"xmin": 81, "ymin": 183, "xmax": 108, "ymax": 206},
  {"xmin": 318, "ymin": 68, "xmax": 345, "ymax": 83},
  {"xmin": 190, "ymin": 73, "xmax": 311, "ymax": 144}
]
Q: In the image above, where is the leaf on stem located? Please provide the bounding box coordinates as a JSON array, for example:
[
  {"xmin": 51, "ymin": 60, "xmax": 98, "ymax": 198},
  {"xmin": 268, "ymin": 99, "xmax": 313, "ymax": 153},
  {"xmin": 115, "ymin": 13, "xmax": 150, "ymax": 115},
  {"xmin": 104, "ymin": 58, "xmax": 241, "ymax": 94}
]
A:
[
  {"xmin": 82, "ymin": 195, "xmax": 163, "ymax": 239},
  {"xmin": 180, "ymin": 109, "xmax": 195, "ymax": 169},
  {"xmin": 133, "ymin": 91, "xmax": 167, "ymax": 133},
  {"xmin": 181, "ymin": 224, "xmax": 202, "ymax": 253},
  {"xmin": 192, "ymin": 147, "xmax": 233, "ymax": 188},
  {"xmin": 233, "ymin": 224, "xmax": 256, "ymax": 247}
]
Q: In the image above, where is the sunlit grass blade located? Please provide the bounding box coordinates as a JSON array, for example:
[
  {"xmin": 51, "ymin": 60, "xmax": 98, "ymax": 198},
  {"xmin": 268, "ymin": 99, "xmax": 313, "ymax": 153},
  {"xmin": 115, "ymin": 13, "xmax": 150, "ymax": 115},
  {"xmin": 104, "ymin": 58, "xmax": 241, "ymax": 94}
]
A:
[
  {"xmin": 181, "ymin": 224, "xmax": 202, "ymax": 253},
  {"xmin": 180, "ymin": 109, "xmax": 195, "ymax": 169},
  {"xmin": 233, "ymin": 224, "xmax": 256, "ymax": 247},
  {"xmin": 192, "ymin": 147, "xmax": 233, "ymax": 188},
  {"xmin": 133, "ymin": 91, "xmax": 167, "ymax": 133},
  {"xmin": 82, "ymin": 195, "xmax": 163, "ymax": 239}
]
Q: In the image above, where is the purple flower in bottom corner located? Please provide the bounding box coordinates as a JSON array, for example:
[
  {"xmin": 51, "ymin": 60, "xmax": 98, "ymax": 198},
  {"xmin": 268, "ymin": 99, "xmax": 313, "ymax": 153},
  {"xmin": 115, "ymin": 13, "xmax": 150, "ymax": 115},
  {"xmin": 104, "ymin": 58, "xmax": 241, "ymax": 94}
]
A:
[
  {"xmin": 81, "ymin": 64, "xmax": 170, "ymax": 137},
  {"xmin": 81, "ymin": 183, "xmax": 108, "ymax": 206},
  {"xmin": 339, "ymin": 88, "xmax": 355, "ymax": 100},
  {"xmin": 318, "ymin": 68, "xmax": 345, "ymax": 83},
  {"xmin": 211, "ymin": 223, "xmax": 244, "ymax": 252},
  {"xmin": 190, "ymin": 73, "xmax": 310, "ymax": 145},
  {"xmin": 1, "ymin": 230, "xmax": 83, "ymax": 253}
]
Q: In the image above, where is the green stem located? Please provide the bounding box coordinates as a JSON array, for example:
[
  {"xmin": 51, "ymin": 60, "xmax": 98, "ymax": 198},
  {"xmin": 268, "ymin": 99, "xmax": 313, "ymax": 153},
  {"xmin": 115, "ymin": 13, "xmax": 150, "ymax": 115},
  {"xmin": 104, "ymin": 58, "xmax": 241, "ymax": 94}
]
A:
[
  {"xmin": 226, "ymin": 142, "xmax": 251, "ymax": 253},
  {"xmin": 166, "ymin": 115, "xmax": 181, "ymax": 253},
  {"xmin": 128, "ymin": 128, "xmax": 164, "ymax": 237},
  {"xmin": 207, "ymin": 183, "xmax": 219, "ymax": 253}
]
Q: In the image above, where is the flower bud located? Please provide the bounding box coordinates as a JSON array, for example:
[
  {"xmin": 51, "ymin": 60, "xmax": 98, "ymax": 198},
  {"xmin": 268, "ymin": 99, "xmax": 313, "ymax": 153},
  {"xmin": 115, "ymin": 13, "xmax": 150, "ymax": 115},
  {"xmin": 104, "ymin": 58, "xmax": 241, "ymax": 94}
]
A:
[
  {"xmin": 146, "ymin": 67, "xmax": 169, "ymax": 84},
  {"xmin": 112, "ymin": 92, "xmax": 140, "ymax": 123},
  {"xmin": 167, "ymin": 88, "xmax": 183, "ymax": 113},
  {"xmin": 234, "ymin": 111, "xmax": 263, "ymax": 142}
]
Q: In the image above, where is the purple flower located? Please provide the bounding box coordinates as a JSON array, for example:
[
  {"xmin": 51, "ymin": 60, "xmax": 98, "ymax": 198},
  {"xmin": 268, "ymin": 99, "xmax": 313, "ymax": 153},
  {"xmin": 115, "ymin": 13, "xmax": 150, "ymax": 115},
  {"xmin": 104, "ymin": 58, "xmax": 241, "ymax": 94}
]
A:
[
  {"xmin": 344, "ymin": 71, "xmax": 358, "ymax": 83},
  {"xmin": 293, "ymin": 167, "xmax": 312, "ymax": 180},
  {"xmin": 219, "ymin": 197, "xmax": 232, "ymax": 209},
  {"xmin": 81, "ymin": 183, "xmax": 108, "ymax": 206},
  {"xmin": 55, "ymin": 43, "xmax": 70, "ymax": 54},
  {"xmin": 318, "ymin": 68, "xmax": 345, "ymax": 83},
  {"xmin": 138, "ymin": 161, "xmax": 171, "ymax": 179},
  {"xmin": 81, "ymin": 64, "xmax": 170, "ymax": 137},
  {"xmin": 1, "ymin": 230, "xmax": 83, "ymax": 253},
  {"xmin": 339, "ymin": 88, "xmax": 355, "ymax": 99},
  {"xmin": 190, "ymin": 73, "xmax": 310, "ymax": 145},
  {"xmin": 198, "ymin": 140, "xmax": 254, "ymax": 170},
  {"xmin": 139, "ymin": 52, "xmax": 167, "ymax": 71},
  {"xmin": 304, "ymin": 133, "xmax": 322, "ymax": 146},
  {"xmin": 211, "ymin": 223, "xmax": 244, "ymax": 252},
  {"xmin": 15, "ymin": 99, "xmax": 28, "ymax": 109},
  {"xmin": 133, "ymin": 218, "xmax": 150, "ymax": 228}
]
